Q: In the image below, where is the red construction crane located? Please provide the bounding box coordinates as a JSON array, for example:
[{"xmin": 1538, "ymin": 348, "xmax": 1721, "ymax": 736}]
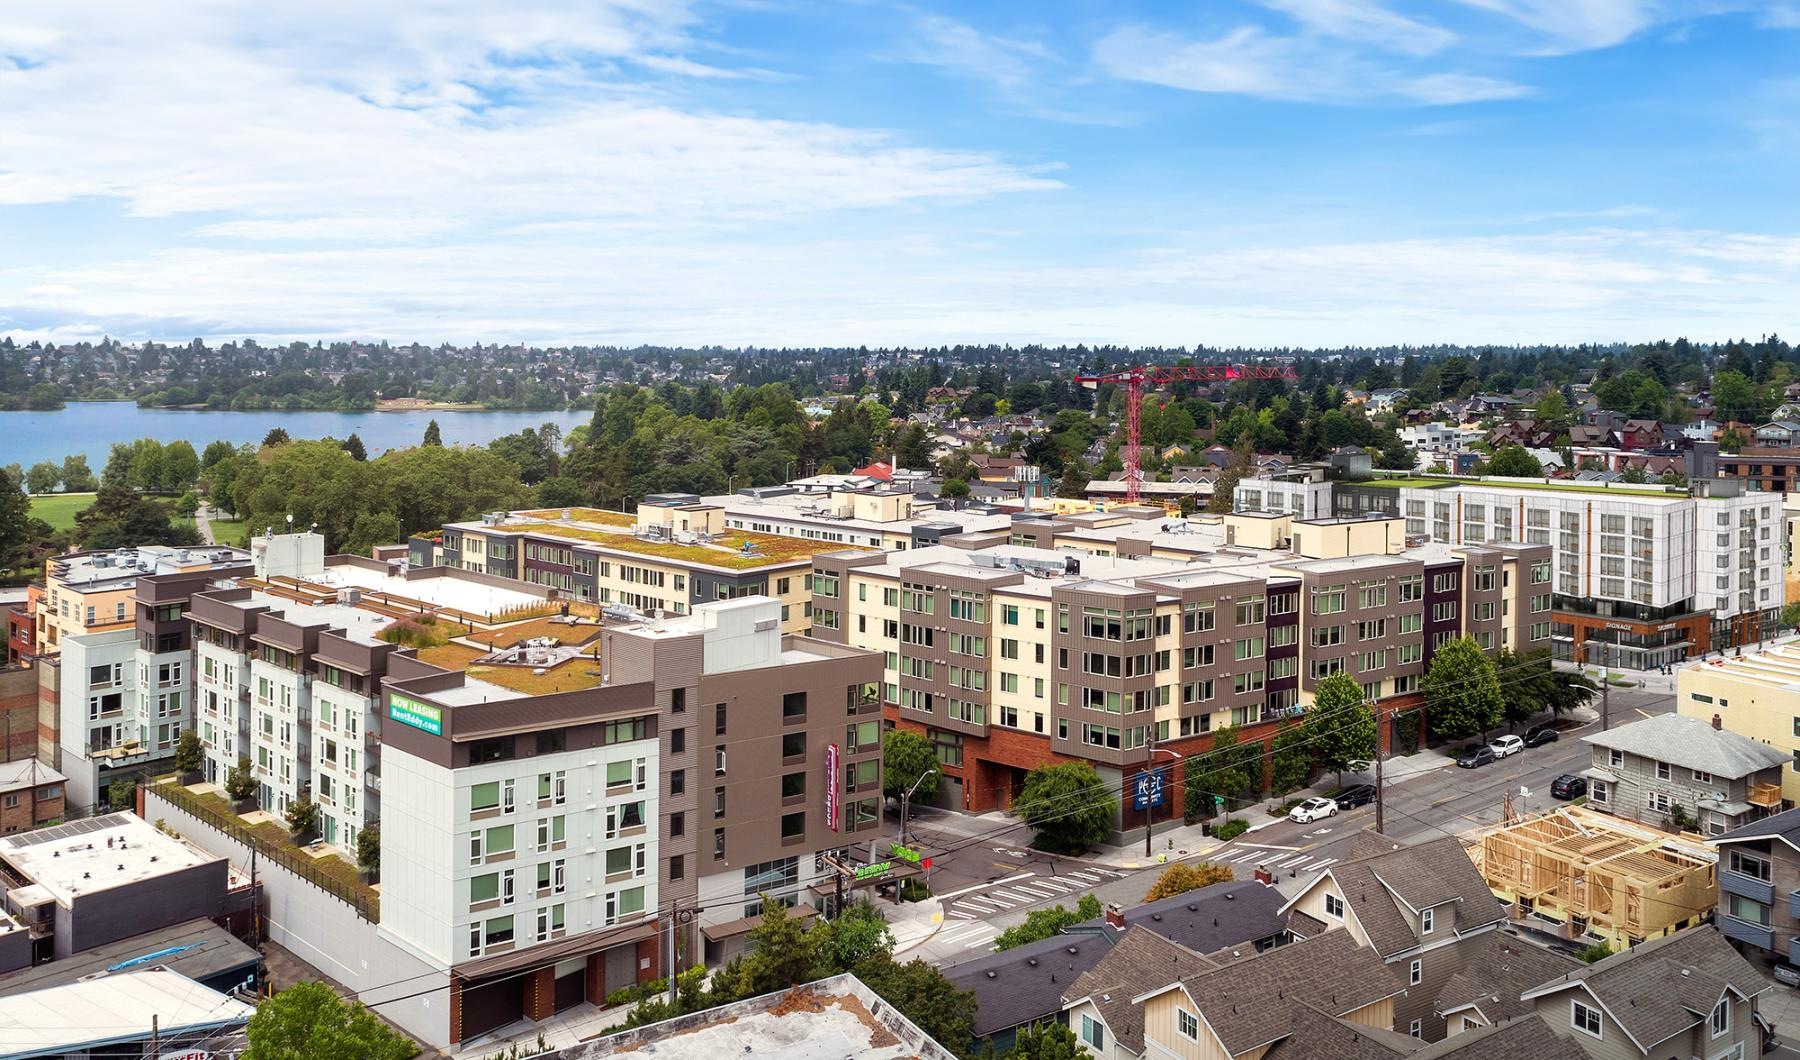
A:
[{"xmin": 1074, "ymin": 363, "xmax": 1298, "ymax": 504}]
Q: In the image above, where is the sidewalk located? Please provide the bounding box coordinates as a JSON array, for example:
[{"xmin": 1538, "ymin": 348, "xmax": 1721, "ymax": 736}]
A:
[{"xmin": 889, "ymin": 897, "xmax": 945, "ymax": 955}]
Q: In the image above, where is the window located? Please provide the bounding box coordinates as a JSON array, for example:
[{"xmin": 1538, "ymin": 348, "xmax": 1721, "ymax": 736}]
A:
[
  {"xmin": 1080, "ymin": 1014, "xmax": 1105, "ymax": 1050},
  {"xmin": 1728, "ymin": 850, "xmax": 1772, "ymax": 882},
  {"xmin": 1571, "ymin": 1000, "xmax": 1603, "ymax": 1038},
  {"xmin": 1420, "ymin": 907, "xmax": 1434, "ymax": 934},
  {"xmin": 1712, "ymin": 999, "xmax": 1731, "ymax": 1038},
  {"xmin": 1409, "ymin": 958, "xmax": 1422, "ymax": 986},
  {"xmin": 1324, "ymin": 893, "xmax": 1344, "ymax": 919},
  {"xmin": 1609, "ymin": 748, "xmax": 1624, "ymax": 768},
  {"xmin": 1409, "ymin": 1019, "xmax": 1423, "ymax": 1039},
  {"xmin": 1655, "ymin": 760, "xmax": 1672, "ymax": 781},
  {"xmin": 715, "ymin": 703, "xmax": 728, "ymax": 736},
  {"xmin": 1177, "ymin": 1009, "xmax": 1199, "ymax": 1041},
  {"xmin": 1726, "ymin": 892, "xmax": 1770, "ymax": 926}
]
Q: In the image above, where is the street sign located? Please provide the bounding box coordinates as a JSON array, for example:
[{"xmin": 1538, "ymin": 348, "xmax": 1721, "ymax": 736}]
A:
[
  {"xmin": 1133, "ymin": 767, "xmax": 1167, "ymax": 810},
  {"xmin": 1214, "ymin": 794, "xmax": 1226, "ymax": 809}
]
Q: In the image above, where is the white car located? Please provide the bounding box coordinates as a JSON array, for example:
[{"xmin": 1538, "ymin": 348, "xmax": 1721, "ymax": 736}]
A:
[
  {"xmin": 1489, "ymin": 734, "xmax": 1524, "ymax": 758},
  {"xmin": 1288, "ymin": 797, "xmax": 1339, "ymax": 823}
]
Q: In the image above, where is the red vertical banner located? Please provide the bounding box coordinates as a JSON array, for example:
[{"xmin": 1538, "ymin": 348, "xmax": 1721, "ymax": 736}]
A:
[{"xmin": 825, "ymin": 742, "xmax": 840, "ymax": 832}]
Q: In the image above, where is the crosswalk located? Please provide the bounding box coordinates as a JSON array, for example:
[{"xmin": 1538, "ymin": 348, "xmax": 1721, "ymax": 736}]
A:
[
  {"xmin": 1215, "ymin": 845, "xmax": 1338, "ymax": 874},
  {"xmin": 945, "ymin": 866, "xmax": 1129, "ymax": 925}
]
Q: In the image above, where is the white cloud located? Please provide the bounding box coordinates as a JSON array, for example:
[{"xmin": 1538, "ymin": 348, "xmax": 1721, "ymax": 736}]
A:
[
  {"xmin": 1258, "ymin": 0, "xmax": 1456, "ymax": 55},
  {"xmin": 1092, "ymin": 24, "xmax": 1529, "ymax": 105},
  {"xmin": 5, "ymin": 228, "xmax": 1795, "ymax": 349},
  {"xmin": 1450, "ymin": 0, "xmax": 1733, "ymax": 52}
]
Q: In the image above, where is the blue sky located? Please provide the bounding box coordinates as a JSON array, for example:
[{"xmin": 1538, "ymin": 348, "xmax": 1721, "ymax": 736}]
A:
[{"xmin": 1, "ymin": 0, "xmax": 1797, "ymax": 347}]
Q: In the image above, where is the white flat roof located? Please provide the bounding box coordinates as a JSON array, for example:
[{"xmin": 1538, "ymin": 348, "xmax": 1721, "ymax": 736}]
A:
[
  {"xmin": 0, "ymin": 968, "xmax": 253, "ymax": 1055},
  {"xmin": 0, "ymin": 813, "xmax": 216, "ymax": 907},
  {"xmin": 305, "ymin": 565, "xmax": 544, "ymax": 617},
  {"xmin": 243, "ymin": 590, "xmax": 393, "ymax": 647}
]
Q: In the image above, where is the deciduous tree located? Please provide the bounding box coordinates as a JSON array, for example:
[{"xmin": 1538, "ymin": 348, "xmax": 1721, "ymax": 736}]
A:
[
  {"xmin": 1016, "ymin": 762, "xmax": 1116, "ymax": 854},
  {"xmin": 1143, "ymin": 862, "xmax": 1234, "ymax": 903},
  {"xmin": 1422, "ymin": 636, "xmax": 1503, "ymax": 741},
  {"xmin": 1301, "ymin": 673, "xmax": 1376, "ymax": 789},
  {"xmin": 243, "ymin": 981, "xmax": 417, "ymax": 1060}
]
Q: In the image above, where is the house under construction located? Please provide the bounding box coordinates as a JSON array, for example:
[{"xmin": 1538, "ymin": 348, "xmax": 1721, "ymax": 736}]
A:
[{"xmin": 1477, "ymin": 806, "xmax": 1717, "ymax": 951}]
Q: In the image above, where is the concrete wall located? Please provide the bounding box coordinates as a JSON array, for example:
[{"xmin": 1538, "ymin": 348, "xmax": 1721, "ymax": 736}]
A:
[
  {"xmin": 65, "ymin": 859, "xmax": 228, "ymax": 958},
  {"xmin": 144, "ymin": 787, "xmax": 452, "ymax": 1049}
]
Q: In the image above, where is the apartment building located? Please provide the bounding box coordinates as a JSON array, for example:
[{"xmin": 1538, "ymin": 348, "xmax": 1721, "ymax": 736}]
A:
[
  {"xmin": 806, "ymin": 520, "xmax": 1549, "ymax": 826},
  {"xmin": 1709, "ymin": 807, "xmax": 1800, "ymax": 967},
  {"xmin": 714, "ymin": 483, "xmax": 1013, "ymax": 549},
  {"xmin": 1677, "ymin": 643, "xmax": 1800, "ymax": 805},
  {"xmin": 411, "ymin": 502, "xmax": 865, "ymax": 634},
  {"xmin": 1244, "ymin": 473, "xmax": 1782, "ymax": 664},
  {"xmin": 33, "ymin": 546, "xmax": 249, "ymax": 656}
]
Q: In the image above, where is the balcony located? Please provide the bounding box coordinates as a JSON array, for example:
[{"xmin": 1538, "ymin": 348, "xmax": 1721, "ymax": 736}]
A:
[
  {"xmin": 1721, "ymin": 914, "xmax": 1775, "ymax": 952},
  {"xmin": 1749, "ymin": 782, "xmax": 1783, "ymax": 809},
  {"xmin": 1722, "ymin": 870, "xmax": 1775, "ymax": 905}
]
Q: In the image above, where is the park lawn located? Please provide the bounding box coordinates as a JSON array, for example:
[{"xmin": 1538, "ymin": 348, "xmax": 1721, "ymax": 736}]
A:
[
  {"xmin": 208, "ymin": 517, "xmax": 249, "ymax": 546},
  {"xmin": 28, "ymin": 492, "xmax": 95, "ymax": 531}
]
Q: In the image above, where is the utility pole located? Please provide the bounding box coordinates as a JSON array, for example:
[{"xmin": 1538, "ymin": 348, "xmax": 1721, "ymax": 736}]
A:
[
  {"xmin": 1373, "ymin": 696, "xmax": 1386, "ymax": 835},
  {"xmin": 667, "ymin": 897, "xmax": 678, "ymax": 1009},
  {"xmin": 899, "ymin": 767, "xmax": 937, "ymax": 850},
  {"xmin": 151, "ymin": 1015, "xmax": 159, "ymax": 1056},
  {"xmin": 1600, "ymin": 641, "xmax": 1611, "ymax": 732},
  {"xmin": 1142, "ymin": 739, "xmax": 1180, "ymax": 857}
]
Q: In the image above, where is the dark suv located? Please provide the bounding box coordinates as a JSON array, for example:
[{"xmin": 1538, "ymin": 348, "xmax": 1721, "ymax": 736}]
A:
[
  {"xmin": 1550, "ymin": 774, "xmax": 1588, "ymax": 800},
  {"xmin": 1456, "ymin": 745, "xmax": 1496, "ymax": 769},
  {"xmin": 1335, "ymin": 784, "xmax": 1377, "ymax": 810},
  {"xmin": 1524, "ymin": 725, "xmax": 1559, "ymax": 748}
]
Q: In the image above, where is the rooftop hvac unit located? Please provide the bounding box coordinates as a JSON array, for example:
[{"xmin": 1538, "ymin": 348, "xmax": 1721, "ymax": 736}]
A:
[{"xmin": 336, "ymin": 588, "xmax": 363, "ymax": 606}]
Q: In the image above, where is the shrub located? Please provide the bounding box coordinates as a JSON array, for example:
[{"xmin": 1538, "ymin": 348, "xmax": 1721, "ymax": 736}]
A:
[
  {"xmin": 1576, "ymin": 942, "xmax": 1613, "ymax": 964},
  {"xmin": 1214, "ymin": 820, "xmax": 1249, "ymax": 842}
]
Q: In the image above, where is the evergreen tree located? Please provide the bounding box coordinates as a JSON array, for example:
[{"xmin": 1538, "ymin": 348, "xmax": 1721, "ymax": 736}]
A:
[{"xmin": 422, "ymin": 419, "xmax": 442, "ymax": 447}]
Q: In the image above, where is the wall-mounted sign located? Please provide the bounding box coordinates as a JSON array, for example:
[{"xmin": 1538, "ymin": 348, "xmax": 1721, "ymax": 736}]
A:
[
  {"xmin": 389, "ymin": 694, "xmax": 443, "ymax": 736},
  {"xmin": 1133, "ymin": 767, "xmax": 1167, "ymax": 810},
  {"xmin": 854, "ymin": 861, "xmax": 892, "ymax": 881},
  {"xmin": 825, "ymin": 742, "xmax": 840, "ymax": 833}
]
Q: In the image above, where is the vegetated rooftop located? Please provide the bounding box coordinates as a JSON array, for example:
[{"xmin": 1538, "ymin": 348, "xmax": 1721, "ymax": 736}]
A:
[
  {"xmin": 505, "ymin": 521, "xmax": 869, "ymax": 569},
  {"xmin": 517, "ymin": 507, "xmax": 637, "ymax": 528},
  {"xmin": 411, "ymin": 641, "xmax": 607, "ymax": 695},
  {"xmin": 1355, "ymin": 476, "xmax": 1677, "ymax": 496}
]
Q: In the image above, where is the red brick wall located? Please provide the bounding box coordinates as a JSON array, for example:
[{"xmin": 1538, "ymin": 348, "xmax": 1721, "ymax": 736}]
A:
[
  {"xmin": 0, "ymin": 668, "xmax": 36, "ymax": 764},
  {"xmin": 636, "ymin": 931, "xmax": 660, "ymax": 983},
  {"xmin": 525, "ymin": 967, "xmax": 554, "ymax": 1021}
]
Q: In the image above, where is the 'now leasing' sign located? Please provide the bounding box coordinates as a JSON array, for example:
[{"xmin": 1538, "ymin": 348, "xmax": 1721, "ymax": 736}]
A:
[{"xmin": 389, "ymin": 694, "xmax": 443, "ymax": 736}]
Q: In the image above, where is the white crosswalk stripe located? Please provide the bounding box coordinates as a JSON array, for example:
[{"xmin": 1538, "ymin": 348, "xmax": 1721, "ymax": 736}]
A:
[
  {"xmin": 959, "ymin": 898, "xmax": 997, "ymax": 912},
  {"xmin": 941, "ymin": 923, "xmax": 999, "ymax": 949},
  {"xmin": 1066, "ymin": 871, "xmax": 1098, "ymax": 883},
  {"xmin": 1033, "ymin": 877, "xmax": 1074, "ymax": 891},
  {"xmin": 949, "ymin": 910, "xmax": 974, "ymax": 919},
  {"xmin": 994, "ymin": 889, "xmax": 1035, "ymax": 904},
  {"xmin": 1013, "ymin": 886, "xmax": 1058, "ymax": 899},
  {"xmin": 1092, "ymin": 868, "xmax": 1126, "ymax": 878}
]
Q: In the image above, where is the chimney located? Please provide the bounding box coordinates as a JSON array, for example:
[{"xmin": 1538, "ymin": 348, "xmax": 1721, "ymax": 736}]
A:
[
  {"xmin": 1104, "ymin": 902, "xmax": 1126, "ymax": 931},
  {"xmin": 1713, "ymin": 713, "xmax": 1722, "ymax": 731}
]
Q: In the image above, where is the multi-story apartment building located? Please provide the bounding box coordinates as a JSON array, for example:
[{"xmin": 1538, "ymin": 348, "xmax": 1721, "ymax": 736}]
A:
[
  {"xmin": 715, "ymin": 483, "xmax": 1013, "ymax": 549},
  {"xmin": 1677, "ymin": 642, "xmax": 1800, "ymax": 805},
  {"xmin": 33, "ymin": 546, "xmax": 248, "ymax": 656},
  {"xmin": 807, "ymin": 513, "xmax": 1549, "ymax": 828},
  {"xmin": 410, "ymin": 501, "xmax": 866, "ymax": 634},
  {"xmin": 1244, "ymin": 473, "xmax": 1782, "ymax": 665}
]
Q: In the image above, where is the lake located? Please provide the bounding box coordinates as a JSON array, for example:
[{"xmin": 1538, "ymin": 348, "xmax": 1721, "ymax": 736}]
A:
[{"xmin": 0, "ymin": 402, "xmax": 595, "ymax": 471}]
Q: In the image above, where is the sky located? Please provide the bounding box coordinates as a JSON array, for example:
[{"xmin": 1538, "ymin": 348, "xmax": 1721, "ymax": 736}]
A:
[{"xmin": 1, "ymin": 0, "xmax": 1798, "ymax": 349}]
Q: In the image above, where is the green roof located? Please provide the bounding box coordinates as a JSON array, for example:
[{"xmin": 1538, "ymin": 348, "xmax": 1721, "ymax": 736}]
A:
[{"xmin": 1353, "ymin": 476, "xmax": 1679, "ymax": 497}]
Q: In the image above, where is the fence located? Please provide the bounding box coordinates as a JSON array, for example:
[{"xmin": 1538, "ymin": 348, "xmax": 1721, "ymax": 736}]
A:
[{"xmin": 152, "ymin": 780, "xmax": 379, "ymax": 922}]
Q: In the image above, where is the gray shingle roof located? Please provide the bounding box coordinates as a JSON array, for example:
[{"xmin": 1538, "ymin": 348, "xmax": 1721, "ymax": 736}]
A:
[
  {"xmin": 1326, "ymin": 834, "xmax": 1505, "ymax": 957},
  {"xmin": 1261, "ymin": 999, "xmax": 1423, "ymax": 1060},
  {"xmin": 1169, "ymin": 929, "xmax": 1405, "ymax": 1055},
  {"xmin": 948, "ymin": 931, "xmax": 1115, "ymax": 1038},
  {"xmin": 1072, "ymin": 879, "xmax": 1288, "ymax": 954},
  {"xmin": 1409, "ymin": 1016, "xmax": 1588, "ymax": 1060},
  {"xmin": 1711, "ymin": 805, "xmax": 1800, "ymax": 847},
  {"xmin": 1581, "ymin": 714, "xmax": 1789, "ymax": 779},
  {"xmin": 1065, "ymin": 928, "xmax": 1216, "ymax": 1054},
  {"xmin": 1523, "ymin": 928, "xmax": 1768, "ymax": 1050},
  {"xmin": 1433, "ymin": 933, "xmax": 1580, "ymax": 1024}
]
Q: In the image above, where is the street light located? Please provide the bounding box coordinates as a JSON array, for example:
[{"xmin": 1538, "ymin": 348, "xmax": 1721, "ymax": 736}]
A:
[
  {"xmin": 900, "ymin": 766, "xmax": 938, "ymax": 849},
  {"xmin": 1142, "ymin": 745, "xmax": 1183, "ymax": 857}
]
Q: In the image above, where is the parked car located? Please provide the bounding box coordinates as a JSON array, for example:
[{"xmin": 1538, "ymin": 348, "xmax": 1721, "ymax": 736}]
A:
[
  {"xmin": 1288, "ymin": 796, "xmax": 1340, "ymax": 823},
  {"xmin": 1773, "ymin": 963, "xmax": 1800, "ymax": 988},
  {"xmin": 1335, "ymin": 784, "xmax": 1377, "ymax": 810},
  {"xmin": 1489, "ymin": 734, "xmax": 1524, "ymax": 758},
  {"xmin": 1523, "ymin": 725, "xmax": 1559, "ymax": 748},
  {"xmin": 1550, "ymin": 774, "xmax": 1588, "ymax": 800},
  {"xmin": 1456, "ymin": 745, "xmax": 1496, "ymax": 769}
]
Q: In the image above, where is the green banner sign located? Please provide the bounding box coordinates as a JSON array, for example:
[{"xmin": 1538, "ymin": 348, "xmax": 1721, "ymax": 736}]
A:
[
  {"xmin": 854, "ymin": 861, "xmax": 892, "ymax": 881},
  {"xmin": 889, "ymin": 843, "xmax": 924, "ymax": 864},
  {"xmin": 389, "ymin": 694, "xmax": 443, "ymax": 736}
]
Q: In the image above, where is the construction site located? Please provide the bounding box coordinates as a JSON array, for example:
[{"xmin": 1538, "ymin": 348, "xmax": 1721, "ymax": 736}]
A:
[{"xmin": 1474, "ymin": 805, "xmax": 1717, "ymax": 951}]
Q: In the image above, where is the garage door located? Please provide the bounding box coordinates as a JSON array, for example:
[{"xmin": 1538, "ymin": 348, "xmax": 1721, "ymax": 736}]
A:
[{"xmin": 460, "ymin": 975, "xmax": 524, "ymax": 1043}]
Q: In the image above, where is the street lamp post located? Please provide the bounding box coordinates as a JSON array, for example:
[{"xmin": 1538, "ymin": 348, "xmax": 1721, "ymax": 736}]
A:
[
  {"xmin": 1142, "ymin": 743, "xmax": 1183, "ymax": 858},
  {"xmin": 900, "ymin": 767, "xmax": 938, "ymax": 850}
]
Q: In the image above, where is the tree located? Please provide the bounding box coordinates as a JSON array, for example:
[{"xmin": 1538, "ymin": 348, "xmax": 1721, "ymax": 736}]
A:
[
  {"xmin": 173, "ymin": 729, "xmax": 203, "ymax": 777},
  {"xmin": 1143, "ymin": 862, "xmax": 1234, "ymax": 903},
  {"xmin": 1004, "ymin": 1020, "xmax": 1084, "ymax": 1059},
  {"xmin": 73, "ymin": 484, "xmax": 199, "ymax": 550},
  {"xmin": 1301, "ymin": 673, "xmax": 1376, "ymax": 788},
  {"xmin": 161, "ymin": 439, "xmax": 200, "ymax": 489},
  {"xmin": 994, "ymin": 895, "xmax": 1103, "ymax": 950},
  {"xmin": 24, "ymin": 462, "xmax": 58, "ymax": 494},
  {"xmin": 882, "ymin": 730, "xmax": 939, "ymax": 809},
  {"xmin": 422, "ymin": 419, "xmax": 443, "ymax": 446},
  {"xmin": 535, "ymin": 475, "xmax": 586, "ymax": 509},
  {"xmin": 1783, "ymin": 601, "xmax": 1800, "ymax": 630},
  {"xmin": 1206, "ymin": 436, "xmax": 1254, "ymax": 514},
  {"xmin": 226, "ymin": 756, "xmax": 258, "ymax": 802},
  {"xmin": 284, "ymin": 792, "xmax": 319, "ymax": 838},
  {"xmin": 1485, "ymin": 445, "xmax": 1542, "ymax": 478},
  {"xmin": 262, "ymin": 427, "xmax": 291, "ymax": 447},
  {"xmin": 855, "ymin": 953, "xmax": 977, "ymax": 1053},
  {"xmin": 0, "ymin": 467, "xmax": 31, "ymax": 569},
  {"xmin": 1186, "ymin": 726, "xmax": 1250, "ymax": 822},
  {"xmin": 730, "ymin": 897, "xmax": 819, "ymax": 997},
  {"xmin": 1422, "ymin": 636, "xmax": 1503, "ymax": 741},
  {"xmin": 243, "ymin": 981, "xmax": 417, "ymax": 1060},
  {"xmin": 59, "ymin": 454, "xmax": 95, "ymax": 492},
  {"xmin": 1016, "ymin": 762, "xmax": 1116, "ymax": 854},
  {"xmin": 817, "ymin": 898, "xmax": 894, "ymax": 971},
  {"xmin": 343, "ymin": 433, "xmax": 368, "ymax": 461},
  {"xmin": 176, "ymin": 491, "xmax": 200, "ymax": 518},
  {"xmin": 939, "ymin": 477, "xmax": 970, "ymax": 499},
  {"xmin": 108, "ymin": 778, "xmax": 137, "ymax": 812},
  {"xmin": 356, "ymin": 824, "xmax": 380, "ymax": 876},
  {"xmin": 1269, "ymin": 722, "xmax": 1309, "ymax": 795}
]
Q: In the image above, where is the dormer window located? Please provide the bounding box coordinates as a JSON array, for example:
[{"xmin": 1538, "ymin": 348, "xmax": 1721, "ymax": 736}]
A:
[
  {"xmin": 1324, "ymin": 893, "xmax": 1344, "ymax": 919},
  {"xmin": 1421, "ymin": 907, "xmax": 1434, "ymax": 934}
]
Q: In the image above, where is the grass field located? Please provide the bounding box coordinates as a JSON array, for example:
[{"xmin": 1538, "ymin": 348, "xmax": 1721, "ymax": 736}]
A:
[
  {"xmin": 27, "ymin": 492, "xmax": 95, "ymax": 530},
  {"xmin": 208, "ymin": 517, "xmax": 249, "ymax": 546}
]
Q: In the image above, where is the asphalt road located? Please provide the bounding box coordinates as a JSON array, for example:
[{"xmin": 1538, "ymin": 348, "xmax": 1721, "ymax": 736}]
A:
[{"xmin": 914, "ymin": 689, "xmax": 1674, "ymax": 965}]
